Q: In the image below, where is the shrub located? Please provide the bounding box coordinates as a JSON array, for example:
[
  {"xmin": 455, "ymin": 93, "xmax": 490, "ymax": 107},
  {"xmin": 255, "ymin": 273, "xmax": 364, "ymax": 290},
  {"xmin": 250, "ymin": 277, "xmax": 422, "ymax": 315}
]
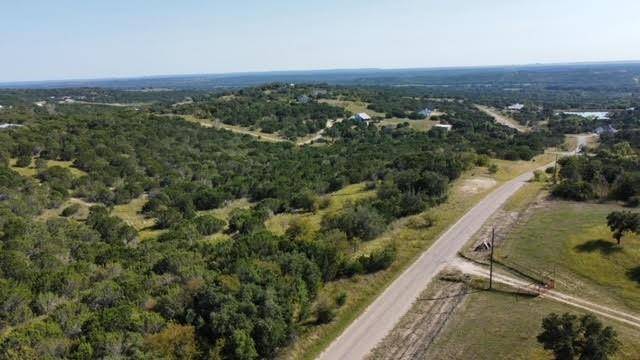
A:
[
  {"xmin": 356, "ymin": 245, "xmax": 396, "ymax": 274},
  {"xmin": 533, "ymin": 170, "xmax": 546, "ymax": 182},
  {"xmin": 317, "ymin": 196, "xmax": 331, "ymax": 210},
  {"xmin": 335, "ymin": 292, "xmax": 347, "ymax": 307},
  {"xmin": 407, "ymin": 213, "xmax": 436, "ymax": 229},
  {"xmin": 61, "ymin": 203, "xmax": 81, "ymax": 217},
  {"xmin": 488, "ymin": 164, "xmax": 499, "ymax": 174},
  {"xmin": 15, "ymin": 155, "xmax": 32, "ymax": 168},
  {"xmin": 155, "ymin": 208, "xmax": 183, "ymax": 229},
  {"xmin": 321, "ymin": 204, "xmax": 387, "ymax": 241},
  {"xmin": 315, "ymin": 298, "xmax": 335, "ymax": 324},
  {"xmin": 193, "ymin": 215, "xmax": 225, "ymax": 236},
  {"xmin": 552, "ymin": 181, "xmax": 595, "ymax": 201}
]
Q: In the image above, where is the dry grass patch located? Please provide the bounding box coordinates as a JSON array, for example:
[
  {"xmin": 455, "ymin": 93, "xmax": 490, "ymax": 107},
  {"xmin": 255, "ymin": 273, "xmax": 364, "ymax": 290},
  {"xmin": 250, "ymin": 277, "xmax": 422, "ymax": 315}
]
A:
[
  {"xmin": 177, "ymin": 114, "xmax": 288, "ymax": 143},
  {"xmin": 10, "ymin": 158, "xmax": 87, "ymax": 178},
  {"xmin": 111, "ymin": 194, "xmax": 163, "ymax": 240}
]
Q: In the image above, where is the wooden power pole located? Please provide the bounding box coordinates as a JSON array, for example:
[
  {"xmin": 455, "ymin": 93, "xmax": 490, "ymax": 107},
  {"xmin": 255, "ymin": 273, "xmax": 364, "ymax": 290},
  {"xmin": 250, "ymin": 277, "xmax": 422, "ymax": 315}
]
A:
[
  {"xmin": 489, "ymin": 227, "xmax": 495, "ymax": 290},
  {"xmin": 552, "ymin": 152, "xmax": 559, "ymax": 185}
]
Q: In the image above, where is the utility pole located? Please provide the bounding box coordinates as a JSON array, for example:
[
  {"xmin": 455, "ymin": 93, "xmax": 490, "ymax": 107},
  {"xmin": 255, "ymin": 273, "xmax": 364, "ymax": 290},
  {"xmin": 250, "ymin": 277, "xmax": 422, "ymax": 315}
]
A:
[
  {"xmin": 489, "ymin": 227, "xmax": 495, "ymax": 290},
  {"xmin": 552, "ymin": 152, "xmax": 559, "ymax": 185}
]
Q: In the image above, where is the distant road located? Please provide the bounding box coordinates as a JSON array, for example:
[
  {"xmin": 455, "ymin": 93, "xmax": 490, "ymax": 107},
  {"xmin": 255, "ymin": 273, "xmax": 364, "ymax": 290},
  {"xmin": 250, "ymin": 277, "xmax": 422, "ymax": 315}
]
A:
[
  {"xmin": 475, "ymin": 104, "xmax": 529, "ymax": 133},
  {"xmin": 317, "ymin": 137, "xmax": 590, "ymax": 360}
]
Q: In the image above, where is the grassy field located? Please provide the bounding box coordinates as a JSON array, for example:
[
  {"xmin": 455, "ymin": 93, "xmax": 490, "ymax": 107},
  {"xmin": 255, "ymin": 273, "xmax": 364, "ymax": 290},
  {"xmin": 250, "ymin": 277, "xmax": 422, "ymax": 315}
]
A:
[
  {"xmin": 490, "ymin": 153, "xmax": 555, "ymax": 182},
  {"xmin": 497, "ymin": 201, "xmax": 640, "ymax": 314},
  {"xmin": 377, "ymin": 118, "xmax": 438, "ymax": 131},
  {"xmin": 38, "ymin": 197, "xmax": 94, "ymax": 221},
  {"xmin": 266, "ymin": 183, "xmax": 375, "ymax": 236},
  {"xmin": 111, "ymin": 194, "xmax": 164, "ymax": 240},
  {"xmin": 10, "ymin": 158, "xmax": 87, "ymax": 178},
  {"xmin": 176, "ymin": 114, "xmax": 289, "ymax": 143},
  {"xmin": 318, "ymin": 99, "xmax": 385, "ymax": 118},
  {"xmin": 426, "ymin": 279, "xmax": 640, "ymax": 359}
]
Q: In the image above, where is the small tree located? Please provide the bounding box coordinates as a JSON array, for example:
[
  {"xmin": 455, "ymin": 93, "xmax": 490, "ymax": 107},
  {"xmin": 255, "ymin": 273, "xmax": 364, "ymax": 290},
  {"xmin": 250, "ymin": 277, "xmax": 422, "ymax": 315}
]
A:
[
  {"xmin": 537, "ymin": 312, "xmax": 619, "ymax": 360},
  {"xmin": 606, "ymin": 211, "xmax": 640, "ymax": 246}
]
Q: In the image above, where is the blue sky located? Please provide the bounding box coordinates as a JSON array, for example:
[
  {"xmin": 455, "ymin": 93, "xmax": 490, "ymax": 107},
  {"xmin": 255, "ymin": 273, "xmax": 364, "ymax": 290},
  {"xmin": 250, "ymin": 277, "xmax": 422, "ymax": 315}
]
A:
[{"xmin": 2, "ymin": 0, "xmax": 639, "ymax": 82}]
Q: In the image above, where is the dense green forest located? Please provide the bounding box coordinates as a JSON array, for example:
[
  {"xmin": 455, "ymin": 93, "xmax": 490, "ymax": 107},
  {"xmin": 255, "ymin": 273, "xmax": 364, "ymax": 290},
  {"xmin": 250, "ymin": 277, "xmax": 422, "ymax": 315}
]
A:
[
  {"xmin": 0, "ymin": 83, "xmax": 567, "ymax": 359},
  {"xmin": 4, "ymin": 79, "xmax": 639, "ymax": 358}
]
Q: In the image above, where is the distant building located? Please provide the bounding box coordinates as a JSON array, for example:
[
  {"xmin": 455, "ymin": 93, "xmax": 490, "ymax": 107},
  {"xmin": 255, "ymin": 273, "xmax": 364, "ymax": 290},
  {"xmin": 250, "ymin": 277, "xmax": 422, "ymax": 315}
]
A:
[
  {"xmin": 562, "ymin": 111, "xmax": 610, "ymax": 120},
  {"xmin": 297, "ymin": 95, "xmax": 311, "ymax": 104},
  {"xmin": 417, "ymin": 108, "xmax": 433, "ymax": 118},
  {"xmin": 354, "ymin": 112, "xmax": 372, "ymax": 122},
  {"xmin": 34, "ymin": 101, "xmax": 46, "ymax": 107},
  {"xmin": 506, "ymin": 103, "xmax": 524, "ymax": 111},
  {"xmin": 0, "ymin": 123, "xmax": 24, "ymax": 129},
  {"xmin": 434, "ymin": 123, "xmax": 453, "ymax": 131},
  {"xmin": 595, "ymin": 124, "xmax": 618, "ymax": 136},
  {"xmin": 312, "ymin": 89, "xmax": 328, "ymax": 97}
]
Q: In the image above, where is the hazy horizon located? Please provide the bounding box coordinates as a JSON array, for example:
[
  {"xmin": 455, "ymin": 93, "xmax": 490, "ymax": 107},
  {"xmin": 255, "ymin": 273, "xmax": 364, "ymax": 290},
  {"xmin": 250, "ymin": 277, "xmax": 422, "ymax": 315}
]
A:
[{"xmin": 3, "ymin": 0, "xmax": 640, "ymax": 83}]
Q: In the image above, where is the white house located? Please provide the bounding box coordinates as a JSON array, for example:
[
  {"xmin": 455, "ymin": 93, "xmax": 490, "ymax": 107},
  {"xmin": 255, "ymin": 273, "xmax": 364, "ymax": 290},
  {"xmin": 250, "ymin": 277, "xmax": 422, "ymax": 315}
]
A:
[
  {"xmin": 0, "ymin": 123, "xmax": 24, "ymax": 129},
  {"xmin": 354, "ymin": 112, "xmax": 372, "ymax": 122},
  {"xmin": 506, "ymin": 103, "xmax": 524, "ymax": 111},
  {"xmin": 296, "ymin": 95, "xmax": 311, "ymax": 104},
  {"xmin": 434, "ymin": 123, "xmax": 452, "ymax": 131},
  {"xmin": 595, "ymin": 125, "xmax": 619, "ymax": 136},
  {"xmin": 417, "ymin": 108, "xmax": 433, "ymax": 118}
]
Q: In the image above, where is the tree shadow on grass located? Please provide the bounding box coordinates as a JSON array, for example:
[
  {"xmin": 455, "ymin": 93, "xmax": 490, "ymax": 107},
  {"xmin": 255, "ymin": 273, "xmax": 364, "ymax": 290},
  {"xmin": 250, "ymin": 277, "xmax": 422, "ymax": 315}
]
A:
[
  {"xmin": 626, "ymin": 266, "xmax": 640, "ymax": 285},
  {"xmin": 574, "ymin": 239, "xmax": 622, "ymax": 255}
]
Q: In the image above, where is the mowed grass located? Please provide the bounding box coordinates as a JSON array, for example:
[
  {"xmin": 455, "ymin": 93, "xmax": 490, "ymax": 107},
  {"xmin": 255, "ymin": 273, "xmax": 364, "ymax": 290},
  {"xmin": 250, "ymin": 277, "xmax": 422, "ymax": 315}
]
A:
[
  {"xmin": 377, "ymin": 118, "xmax": 438, "ymax": 131},
  {"xmin": 497, "ymin": 201, "xmax": 640, "ymax": 313},
  {"xmin": 318, "ymin": 99, "xmax": 385, "ymax": 118},
  {"xmin": 426, "ymin": 280, "xmax": 640, "ymax": 360}
]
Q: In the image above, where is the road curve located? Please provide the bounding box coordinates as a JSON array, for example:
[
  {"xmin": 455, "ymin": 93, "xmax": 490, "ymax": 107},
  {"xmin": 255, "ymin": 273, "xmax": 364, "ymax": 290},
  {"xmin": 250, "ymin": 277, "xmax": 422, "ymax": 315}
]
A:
[{"xmin": 318, "ymin": 169, "xmax": 540, "ymax": 360}]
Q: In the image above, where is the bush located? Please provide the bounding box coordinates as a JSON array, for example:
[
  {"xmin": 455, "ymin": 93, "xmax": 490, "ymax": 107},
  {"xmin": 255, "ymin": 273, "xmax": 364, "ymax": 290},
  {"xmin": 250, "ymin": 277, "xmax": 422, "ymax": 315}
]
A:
[
  {"xmin": 552, "ymin": 181, "xmax": 595, "ymax": 201},
  {"xmin": 315, "ymin": 298, "xmax": 335, "ymax": 324},
  {"xmin": 317, "ymin": 196, "xmax": 331, "ymax": 210},
  {"xmin": 407, "ymin": 213, "xmax": 436, "ymax": 229},
  {"xmin": 15, "ymin": 155, "xmax": 32, "ymax": 168},
  {"xmin": 155, "ymin": 208, "xmax": 183, "ymax": 229},
  {"xmin": 488, "ymin": 164, "xmax": 499, "ymax": 174},
  {"xmin": 533, "ymin": 170, "xmax": 546, "ymax": 182},
  {"xmin": 193, "ymin": 188, "xmax": 226, "ymax": 211},
  {"xmin": 321, "ymin": 204, "xmax": 386, "ymax": 241},
  {"xmin": 356, "ymin": 245, "xmax": 396, "ymax": 274},
  {"xmin": 61, "ymin": 203, "xmax": 81, "ymax": 217},
  {"xmin": 290, "ymin": 191, "xmax": 316, "ymax": 212},
  {"xmin": 628, "ymin": 196, "xmax": 640, "ymax": 207},
  {"xmin": 193, "ymin": 215, "xmax": 225, "ymax": 235},
  {"xmin": 335, "ymin": 292, "xmax": 347, "ymax": 307}
]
